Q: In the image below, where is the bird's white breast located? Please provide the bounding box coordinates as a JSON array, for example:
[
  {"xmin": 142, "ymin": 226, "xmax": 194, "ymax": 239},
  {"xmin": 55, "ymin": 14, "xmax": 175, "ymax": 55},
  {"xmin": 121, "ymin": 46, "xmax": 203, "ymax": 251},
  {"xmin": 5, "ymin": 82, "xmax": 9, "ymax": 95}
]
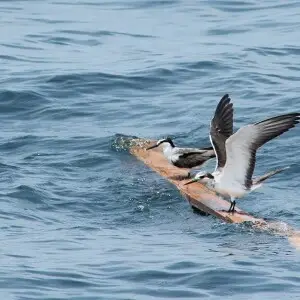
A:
[
  {"xmin": 213, "ymin": 173, "xmax": 248, "ymax": 198},
  {"xmin": 162, "ymin": 143, "xmax": 175, "ymax": 163}
]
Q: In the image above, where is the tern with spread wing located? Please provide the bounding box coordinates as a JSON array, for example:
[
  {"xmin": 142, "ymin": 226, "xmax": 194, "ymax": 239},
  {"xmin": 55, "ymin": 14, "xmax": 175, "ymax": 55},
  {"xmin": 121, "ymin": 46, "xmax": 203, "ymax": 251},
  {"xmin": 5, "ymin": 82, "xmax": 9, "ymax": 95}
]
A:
[{"xmin": 185, "ymin": 99, "xmax": 300, "ymax": 213}]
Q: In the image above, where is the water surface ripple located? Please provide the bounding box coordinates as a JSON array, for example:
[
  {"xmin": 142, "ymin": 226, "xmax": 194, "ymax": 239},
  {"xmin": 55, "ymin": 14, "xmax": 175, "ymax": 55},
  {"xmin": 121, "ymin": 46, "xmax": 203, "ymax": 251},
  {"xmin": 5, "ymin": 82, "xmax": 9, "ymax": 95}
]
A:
[{"xmin": 0, "ymin": 0, "xmax": 300, "ymax": 299}]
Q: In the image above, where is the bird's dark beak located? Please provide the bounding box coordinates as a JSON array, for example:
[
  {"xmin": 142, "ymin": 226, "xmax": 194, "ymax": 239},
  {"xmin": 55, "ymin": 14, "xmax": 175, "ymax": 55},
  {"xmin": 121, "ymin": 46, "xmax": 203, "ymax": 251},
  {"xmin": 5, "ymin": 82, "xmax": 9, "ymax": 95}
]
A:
[
  {"xmin": 184, "ymin": 178, "xmax": 198, "ymax": 185},
  {"xmin": 146, "ymin": 144, "xmax": 158, "ymax": 150}
]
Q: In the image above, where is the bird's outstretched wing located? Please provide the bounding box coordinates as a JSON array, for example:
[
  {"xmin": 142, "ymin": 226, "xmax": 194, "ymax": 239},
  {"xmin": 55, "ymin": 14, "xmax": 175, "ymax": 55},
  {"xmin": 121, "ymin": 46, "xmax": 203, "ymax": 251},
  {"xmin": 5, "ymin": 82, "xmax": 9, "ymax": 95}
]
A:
[
  {"xmin": 221, "ymin": 113, "xmax": 300, "ymax": 189},
  {"xmin": 209, "ymin": 94, "xmax": 234, "ymax": 172}
]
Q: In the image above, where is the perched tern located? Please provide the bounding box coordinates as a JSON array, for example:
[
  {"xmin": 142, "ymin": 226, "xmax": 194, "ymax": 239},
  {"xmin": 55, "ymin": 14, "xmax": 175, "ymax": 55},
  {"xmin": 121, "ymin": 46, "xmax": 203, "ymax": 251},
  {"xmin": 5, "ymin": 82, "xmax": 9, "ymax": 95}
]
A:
[
  {"xmin": 185, "ymin": 110, "xmax": 300, "ymax": 213},
  {"xmin": 146, "ymin": 137, "xmax": 215, "ymax": 169}
]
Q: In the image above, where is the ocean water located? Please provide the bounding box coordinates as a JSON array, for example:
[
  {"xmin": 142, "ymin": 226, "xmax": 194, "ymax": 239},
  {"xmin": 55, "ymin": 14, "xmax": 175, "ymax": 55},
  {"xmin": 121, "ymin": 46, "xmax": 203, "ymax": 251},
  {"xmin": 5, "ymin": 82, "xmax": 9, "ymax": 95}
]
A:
[{"xmin": 1, "ymin": 0, "xmax": 300, "ymax": 299}]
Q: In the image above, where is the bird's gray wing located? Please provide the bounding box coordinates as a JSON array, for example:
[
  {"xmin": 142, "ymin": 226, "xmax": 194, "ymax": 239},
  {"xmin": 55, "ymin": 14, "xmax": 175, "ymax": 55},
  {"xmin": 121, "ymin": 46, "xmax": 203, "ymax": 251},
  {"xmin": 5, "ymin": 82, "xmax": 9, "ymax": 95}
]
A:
[
  {"xmin": 172, "ymin": 152, "xmax": 209, "ymax": 168},
  {"xmin": 222, "ymin": 113, "xmax": 300, "ymax": 189},
  {"xmin": 209, "ymin": 94, "xmax": 234, "ymax": 171},
  {"xmin": 173, "ymin": 147, "xmax": 213, "ymax": 156},
  {"xmin": 172, "ymin": 148, "xmax": 215, "ymax": 168}
]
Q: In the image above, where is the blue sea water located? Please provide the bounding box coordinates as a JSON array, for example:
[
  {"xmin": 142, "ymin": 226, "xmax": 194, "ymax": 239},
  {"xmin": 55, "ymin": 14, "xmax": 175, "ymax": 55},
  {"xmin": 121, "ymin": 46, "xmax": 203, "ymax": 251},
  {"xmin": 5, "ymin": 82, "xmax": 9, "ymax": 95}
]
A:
[{"xmin": 1, "ymin": 0, "xmax": 300, "ymax": 299}]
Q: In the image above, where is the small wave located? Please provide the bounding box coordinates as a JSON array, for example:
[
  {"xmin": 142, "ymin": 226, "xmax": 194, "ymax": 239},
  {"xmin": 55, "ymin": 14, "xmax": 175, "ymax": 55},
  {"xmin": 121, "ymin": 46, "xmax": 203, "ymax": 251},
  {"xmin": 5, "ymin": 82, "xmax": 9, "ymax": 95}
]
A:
[
  {"xmin": 46, "ymin": 70, "xmax": 178, "ymax": 93},
  {"xmin": 121, "ymin": 0, "xmax": 180, "ymax": 10},
  {"xmin": 44, "ymin": 62, "xmax": 230, "ymax": 96},
  {"xmin": 178, "ymin": 60, "xmax": 229, "ymax": 71},
  {"xmin": 54, "ymin": 0, "xmax": 179, "ymax": 10},
  {"xmin": 30, "ymin": 106, "xmax": 95, "ymax": 120},
  {"xmin": 44, "ymin": 36, "xmax": 101, "ymax": 46},
  {"xmin": 245, "ymin": 46, "xmax": 300, "ymax": 57},
  {"xmin": 209, "ymin": 1, "xmax": 300, "ymax": 13},
  {"xmin": 0, "ymin": 55, "xmax": 31, "ymax": 62},
  {"xmin": 57, "ymin": 29, "xmax": 155, "ymax": 39},
  {"xmin": 23, "ymin": 17, "xmax": 78, "ymax": 24},
  {"xmin": 0, "ymin": 90, "xmax": 49, "ymax": 115},
  {"xmin": 0, "ymin": 135, "xmax": 40, "ymax": 151},
  {"xmin": 207, "ymin": 27, "xmax": 249, "ymax": 35},
  {"xmin": 26, "ymin": 33, "xmax": 101, "ymax": 46},
  {"xmin": 70, "ymin": 155, "xmax": 113, "ymax": 168},
  {"xmin": 43, "ymin": 62, "xmax": 230, "ymax": 97},
  {"xmin": 0, "ymin": 43, "xmax": 44, "ymax": 51},
  {"xmin": 9, "ymin": 273, "xmax": 94, "ymax": 291},
  {"xmin": 0, "ymin": 5, "xmax": 23, "ymax": 12},
  {"xmin": 6, "ymin": 184, "xmax": 54, "ymax": 208},
  {"xmin": 0, "ymin": 162, "xmax": 19, "ymax": 171}
]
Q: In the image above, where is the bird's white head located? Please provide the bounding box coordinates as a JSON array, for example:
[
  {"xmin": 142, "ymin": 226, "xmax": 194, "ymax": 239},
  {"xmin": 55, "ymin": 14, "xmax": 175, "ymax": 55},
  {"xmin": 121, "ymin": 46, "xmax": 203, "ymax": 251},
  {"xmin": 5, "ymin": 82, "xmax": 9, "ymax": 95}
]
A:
[
  {"xmin": 194, "ymin": 170, "xmax": 208, "ymax": 180},
  {"xmin": 146, "ymin": 137, "xmax": 175, "ymax": 150},
  {"xmin": 184, "ymin": 171, "xmax": 214, "ymax": 186}
]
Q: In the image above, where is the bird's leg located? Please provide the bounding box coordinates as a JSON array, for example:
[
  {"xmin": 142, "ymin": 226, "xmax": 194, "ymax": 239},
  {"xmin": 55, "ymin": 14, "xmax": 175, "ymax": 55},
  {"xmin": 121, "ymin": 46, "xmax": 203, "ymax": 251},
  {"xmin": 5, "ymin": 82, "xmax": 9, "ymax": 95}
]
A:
[
  {"xmin": 232, "ymin": 200, "xmax": 236, "ymax": 212},
  {"xmin": 228, "ymin": 197, "xmax": 236, "ymax": 213}
]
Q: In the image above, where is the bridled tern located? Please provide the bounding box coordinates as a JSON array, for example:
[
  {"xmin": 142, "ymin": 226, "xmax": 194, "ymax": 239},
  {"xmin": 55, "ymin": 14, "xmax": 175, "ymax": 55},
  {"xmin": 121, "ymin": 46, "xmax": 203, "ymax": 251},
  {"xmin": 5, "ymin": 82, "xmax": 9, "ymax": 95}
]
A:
[
  {"xmin": 146, "ymin": 137, "xmax": 215, "ymax": 169},
  {"xmin": 185, "ymin": 112, "xmax": 300, "ymax": 213}
]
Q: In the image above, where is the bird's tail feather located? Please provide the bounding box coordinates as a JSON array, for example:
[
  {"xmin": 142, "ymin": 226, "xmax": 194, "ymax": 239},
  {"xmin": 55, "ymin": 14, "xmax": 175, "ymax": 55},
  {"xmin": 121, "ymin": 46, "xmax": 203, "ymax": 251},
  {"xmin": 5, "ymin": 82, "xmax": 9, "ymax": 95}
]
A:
[{"xmin": 252, "ymin": 166, "xmax": 290, "ymax": 185}]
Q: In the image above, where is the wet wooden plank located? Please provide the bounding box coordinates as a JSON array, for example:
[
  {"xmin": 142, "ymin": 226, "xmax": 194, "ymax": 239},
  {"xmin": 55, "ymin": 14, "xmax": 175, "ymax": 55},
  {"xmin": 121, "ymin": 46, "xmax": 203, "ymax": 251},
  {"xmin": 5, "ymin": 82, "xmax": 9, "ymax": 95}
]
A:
[
  {"xmin": 128, "ymin": 137, "xmax": 300, "ymax": 249},
  {"xmin": 129, "ymin": 138, "xmax": 266, "ymax": 225}
]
